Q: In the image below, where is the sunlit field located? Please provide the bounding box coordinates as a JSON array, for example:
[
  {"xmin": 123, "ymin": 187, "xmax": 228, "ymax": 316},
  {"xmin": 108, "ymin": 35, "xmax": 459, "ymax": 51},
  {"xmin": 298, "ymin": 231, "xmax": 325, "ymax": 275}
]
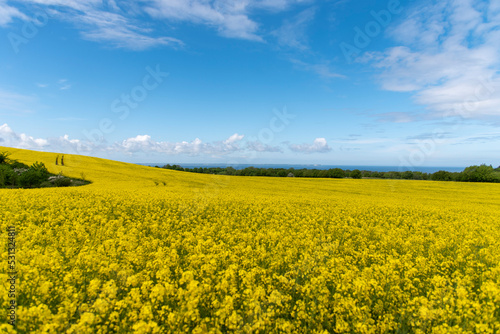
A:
[{"xmin": 1, "ymin": 147, "xmax": 499, "ymax": 333}]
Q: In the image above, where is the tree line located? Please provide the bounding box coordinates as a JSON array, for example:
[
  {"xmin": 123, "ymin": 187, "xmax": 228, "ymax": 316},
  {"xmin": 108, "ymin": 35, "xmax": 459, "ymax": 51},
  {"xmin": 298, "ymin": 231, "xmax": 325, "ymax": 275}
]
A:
[{"xmin": 159, "ymin": 164, "xmax": 500, "ymax": 183}]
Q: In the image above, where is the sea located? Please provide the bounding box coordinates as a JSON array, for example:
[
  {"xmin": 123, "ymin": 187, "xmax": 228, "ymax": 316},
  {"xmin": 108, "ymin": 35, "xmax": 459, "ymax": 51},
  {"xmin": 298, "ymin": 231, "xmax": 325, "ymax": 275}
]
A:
[{"xmin": 138, "ymin": 163, "xmax": 465, "ymax": 174}]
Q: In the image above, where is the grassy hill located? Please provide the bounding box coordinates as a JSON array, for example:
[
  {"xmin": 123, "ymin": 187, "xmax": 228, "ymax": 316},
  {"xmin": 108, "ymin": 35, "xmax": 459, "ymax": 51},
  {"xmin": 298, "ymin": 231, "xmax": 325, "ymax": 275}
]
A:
[{"xmin": 1, "ymin": 146, "xmax": 500, "ymax": 333}]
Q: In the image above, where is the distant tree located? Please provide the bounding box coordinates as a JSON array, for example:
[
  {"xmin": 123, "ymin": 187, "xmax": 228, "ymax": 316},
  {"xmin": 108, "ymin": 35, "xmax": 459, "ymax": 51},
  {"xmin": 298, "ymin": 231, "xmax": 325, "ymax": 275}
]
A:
[
  {"xmin": 61, "ymin": 155, "xmax": 65, "ymax": 166},
  {"xmin": 402, "ymin": 171, "xmax": 414, "ymax": 180},
  {"xmin": 412, "ymin": 172, "xmax": 424, "ymax": 180},
  {"xmin": 350, "ymin": 169, "xmax": 362, "ymax": 179},
  {"xmin": 303, "ymin": 170, "xmax": 316, "ymax": 178},
  {"xmin": 431, "ymin": 170, "xmax": 453, "ymax": 181},
  {"xmin": 330, "ymin": 168, "xmax": 345, "ymax": 178},
  {"xmin": 460, "ymin": 164, "xmax": 495, "ymax": 182},
  {"xmin": 55, "ymin": 156, "xmax": 59, "ymax": 165},
  {"xmin": 361, "ymin": 171, "xmax": 372, "ymax": 178},
  {"xmin": 316, "ymin": 170, "xmax": 327, "ymax": 178},
  {"xmin": 383, "ymin": 171, "xmax": 401, "ymax": 179},
  {"xmin": 294, "ymin": 170, "xmax": 304, "ymax": 177}
]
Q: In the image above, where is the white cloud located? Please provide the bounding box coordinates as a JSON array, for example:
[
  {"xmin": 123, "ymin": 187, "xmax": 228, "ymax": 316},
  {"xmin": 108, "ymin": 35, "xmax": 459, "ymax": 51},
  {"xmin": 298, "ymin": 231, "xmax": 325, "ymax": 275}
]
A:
[
  {"xmin": 75, "ymin": 8, "xmax": 184, "ymax": 50},
  {"xmin": 223, "ymin": 133, "xmax": 245, "ymax": 145},
  {"xmin": 117, "ymin": 133, "xmax": 245, "ymax": 156},
  {"xmin": 0, "ymin": 124, "xmax": 334, "ymax": 157},
  {"xmin": 0, "ymin": 0, "xmax": 28, "ymax": 26},
  {"xmin": 0, "ymin": 123, "xmax": 99, "ymax": 153},
  {"xmin": 143, "ymin": 0, "xmax": 263, "ymax": 41},
  {"xmin": 0, "ymin": 123, "xmax": 48, "ymax": 149},
  {"xmin": 7, "ymin": 0, "xmax": 183, "ymax": 50},
  {"xmin": 369, "ymin": 0, "xmax": 500, "ymax": 119},
  {"xmin": 2, "ymin": 0, "xmax": 312, "ymax": 49},
  {"xmin": 289, "ymin": 137, "xmax": 331, "ymax": 153}
]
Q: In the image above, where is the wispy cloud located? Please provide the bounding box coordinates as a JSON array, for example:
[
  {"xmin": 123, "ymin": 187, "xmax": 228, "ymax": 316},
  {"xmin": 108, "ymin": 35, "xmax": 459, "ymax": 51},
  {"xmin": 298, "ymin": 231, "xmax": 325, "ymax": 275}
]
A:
[
  {"xmin": 272, "ymin": 7, "xmax": 315, "ymax": 50},
  {"xmin": 57, "ymin": 79, "xmax": 72, "ymax": 90},
  {"xmin": 406, "ymin": 131, "xmax": 453, "ymax": 141},
  {"xmin": 143, "ymin": 0, "xmax": 314, "ymax": 42},
  {"xmin": 6, "ymin": 0, "xmax": 183, "ymax": 50},
  {"xmin": 51, "ymin": 117, "xmax": 87, "ymax": 121},
  {"xmin": 459, "ymin": 132, "xmax": 500, "ymax": 143},
  {"xmin": 75, "ymin": 7, "xmax": 183, "ymax": 50},
  {"xmin": 372, "ymin": 111, "xmax": 423, "ymax": 123},
  {"xmin": 367, "ymin": 0, "xmax": 500, "ymax": 120},
  {"xmin": 0, "ymin": 89, "xmax": 37, "ymax": 114},
  {"xmin": 0, "ymin": 0, "xmax": 28, "ymax": 26},
  {"xmin": 331, "ymin": 137, "xmax": 389, "ymax": 145},
  {"xmin": 246, "ymin": 140, "xmax": 283, "ymax": 152},
  {"xmin": 3, "ymin": 0, "xmax": 314, "ymax": 50},
  {"xmin": 289, "ymin": 137, "xmax": 332, "ymax": 153},
  {"xmin": 143, "ymin": 0, "xmax": 264, "ymax": 42},
  {"xmin": 290, "ymin": 59, "xmax": 346, "ymax": 79}
]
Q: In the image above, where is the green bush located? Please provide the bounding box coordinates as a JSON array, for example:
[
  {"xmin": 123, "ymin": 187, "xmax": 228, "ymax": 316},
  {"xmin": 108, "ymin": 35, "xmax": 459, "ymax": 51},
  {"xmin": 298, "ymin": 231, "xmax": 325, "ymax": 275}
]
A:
[
  {"xmin": 18, "ymin": 162, "xmax": 50, "ymax": 188},
  {"xmin": 54, "ymin": 177, "xmax": 72, "ymax": 187},
  {"xmin": 19, "ymin": 169, "xmax": 48, "ymax": 188}
]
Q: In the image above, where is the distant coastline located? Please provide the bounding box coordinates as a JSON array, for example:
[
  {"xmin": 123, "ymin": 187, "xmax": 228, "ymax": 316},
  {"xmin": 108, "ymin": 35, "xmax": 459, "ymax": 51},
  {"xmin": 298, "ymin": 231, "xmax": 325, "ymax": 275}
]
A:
[{"xmin": 137, "ymin": 163, "xmax": 465, "ymax": 174}]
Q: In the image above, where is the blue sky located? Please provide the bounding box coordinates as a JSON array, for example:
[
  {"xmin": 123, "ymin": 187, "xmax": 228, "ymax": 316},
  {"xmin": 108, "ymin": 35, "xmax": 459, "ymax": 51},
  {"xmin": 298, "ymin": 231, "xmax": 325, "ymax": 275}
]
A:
[{"xmin": 0, "ymin": 0, "xmax": 499, "ymax": 167}]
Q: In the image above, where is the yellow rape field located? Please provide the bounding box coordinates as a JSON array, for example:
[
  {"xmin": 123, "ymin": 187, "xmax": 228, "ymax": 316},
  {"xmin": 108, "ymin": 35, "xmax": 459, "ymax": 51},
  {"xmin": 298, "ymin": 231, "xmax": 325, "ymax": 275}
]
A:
[{"xmin": 1, "ymin": 146, "xmax": 500, "ymax": 333}]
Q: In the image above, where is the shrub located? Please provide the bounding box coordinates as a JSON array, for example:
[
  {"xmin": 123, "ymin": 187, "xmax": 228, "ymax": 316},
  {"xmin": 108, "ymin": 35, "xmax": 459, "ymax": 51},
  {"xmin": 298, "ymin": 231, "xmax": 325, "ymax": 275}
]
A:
[
  {"xmin": 19, "ymin": 162, "xmax": 50, "ymax": 188},
  {"xmin": 54, "ymin": 177, "xmax": 72, "ymax": 187},
  {"xmin": 19, "ymin": 169, "xmax": 47, "ymax": 188}
]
